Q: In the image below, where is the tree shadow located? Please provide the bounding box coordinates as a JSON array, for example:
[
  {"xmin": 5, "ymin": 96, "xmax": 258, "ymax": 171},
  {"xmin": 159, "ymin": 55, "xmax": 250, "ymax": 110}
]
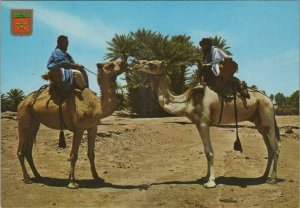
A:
[
  {"xmin": 150, "ymin": 176, "xmax": 285, "ymax": 188},
  {"xmin": 32, "ymin": 177, "xmax": 149, "ymax": 190}
]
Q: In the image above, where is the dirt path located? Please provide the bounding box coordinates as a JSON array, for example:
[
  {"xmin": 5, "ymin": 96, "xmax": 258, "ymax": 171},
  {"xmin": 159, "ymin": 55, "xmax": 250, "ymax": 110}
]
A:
[{"xmin": 1, "ymin": 113, "xmax": 299, "ymax": 207}]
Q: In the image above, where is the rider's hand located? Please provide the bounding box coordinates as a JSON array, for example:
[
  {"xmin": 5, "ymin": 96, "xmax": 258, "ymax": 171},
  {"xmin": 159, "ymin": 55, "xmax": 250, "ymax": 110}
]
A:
[
  {"xmin": 202, "ymin": 63, "xmax": 212, "ymax": 67},
  {"xmin": 76, "ymin": 64, "xmax": 84, "ymax": 69},
  {"xmin": 197, "ymin": 60, "xmax": 203, "ymax": 68}
]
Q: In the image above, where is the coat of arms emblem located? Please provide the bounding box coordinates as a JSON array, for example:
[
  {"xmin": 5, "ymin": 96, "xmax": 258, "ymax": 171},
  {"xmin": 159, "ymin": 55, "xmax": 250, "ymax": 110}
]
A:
[{"xmin": 10, "ymin": 9, "xmax": 33, "ymax": 36}]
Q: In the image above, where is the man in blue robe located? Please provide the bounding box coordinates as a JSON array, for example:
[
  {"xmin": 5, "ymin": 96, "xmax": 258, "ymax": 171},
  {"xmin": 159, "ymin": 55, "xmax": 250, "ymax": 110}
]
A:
[{"xmin": 47, "ymin": 35, "xmax": 86, "ymax": 92}]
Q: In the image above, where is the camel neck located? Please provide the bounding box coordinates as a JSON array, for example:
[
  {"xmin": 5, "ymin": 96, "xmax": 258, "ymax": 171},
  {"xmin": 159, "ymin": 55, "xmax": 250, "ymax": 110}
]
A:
[
  {"xmin": 99, "ymin": 77, "xmax": 118, "ymax": 117},
  {"xmin": 154, "ymin": 75, "xmax": 192, "ymax": 116}
]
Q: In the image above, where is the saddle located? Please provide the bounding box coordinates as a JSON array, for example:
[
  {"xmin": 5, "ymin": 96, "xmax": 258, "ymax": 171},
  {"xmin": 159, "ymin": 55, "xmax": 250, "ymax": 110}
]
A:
[
  {"xmin": 41, "ymin": 68, "xmax": 89, "ymax": 96},
  {"xmin": 41, "ymin": 68, "xmax": 64, "ymax": 94}
]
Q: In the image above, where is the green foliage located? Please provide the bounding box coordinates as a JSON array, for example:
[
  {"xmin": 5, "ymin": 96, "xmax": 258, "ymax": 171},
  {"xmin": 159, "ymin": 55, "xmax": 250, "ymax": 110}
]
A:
[
  {"xmin": 269, "ymin": 94, "xmax": 274, "ymax": 103},
  {"xmin": 275, "ymin": 93, "xmax": 286, "ymax": 107},
  {"xmin": 274, "ymin": 90, "xmax": 299, "ymax": 115},
  {"xmin": 1, "ymin": 94, "xmax": 11, "ymax": 112},
  {"xmin": 288, "ymin": 90, "xmax": 299, "ymax": 108},
  {"xmin": 1, "ymin": 89, "xmax": 25, "ymax": 112},
  {"xmin": 115, "ymin": 81, "xmax": 129, "ymax": 110},
  {"xmin": 211, "ymin": 35, "xmax": 232, "ymax": 55}
]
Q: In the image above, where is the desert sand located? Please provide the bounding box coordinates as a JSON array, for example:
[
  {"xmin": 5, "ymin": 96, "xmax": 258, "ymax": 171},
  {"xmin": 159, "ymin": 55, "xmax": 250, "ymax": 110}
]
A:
[{"xmin": 1, "ymin": 112, "xmax": 299, "ymax": 208}]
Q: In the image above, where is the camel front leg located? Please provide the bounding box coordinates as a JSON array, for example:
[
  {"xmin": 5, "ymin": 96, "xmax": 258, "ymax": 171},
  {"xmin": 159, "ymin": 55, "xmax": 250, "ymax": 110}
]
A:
[
  {"xmin": 196, "ymin": 122, "xmax": 216, "ymax": 188},
  {"xmin": 68, "ymin": 130, "xmax": 83, "ymax": 189},
  {"xmin": 25, "ymin": 142, "xmax": 42, "ymax": 180},
  {"xmin": 87, "ymin": 126, "xmax": 105, "ymax": 183}
]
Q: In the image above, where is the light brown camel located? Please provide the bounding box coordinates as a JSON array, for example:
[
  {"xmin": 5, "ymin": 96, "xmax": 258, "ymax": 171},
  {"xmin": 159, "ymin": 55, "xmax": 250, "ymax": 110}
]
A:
[
  {"xmin": 17, "ymin": 60, "xmax": 127, "ymax": 189},
  {"xmin": 133, "ymin": 60, "xmax": 280, "ymax": 188}
]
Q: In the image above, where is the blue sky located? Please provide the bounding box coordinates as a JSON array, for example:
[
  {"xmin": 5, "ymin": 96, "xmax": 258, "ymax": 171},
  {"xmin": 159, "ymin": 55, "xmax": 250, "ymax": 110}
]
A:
[{"xmin": 1, "ymin": 1, "xmax": 299, "ymax": 96}]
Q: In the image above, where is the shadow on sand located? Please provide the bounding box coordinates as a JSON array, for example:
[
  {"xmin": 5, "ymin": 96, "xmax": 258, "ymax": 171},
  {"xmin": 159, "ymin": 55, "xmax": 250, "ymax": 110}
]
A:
[
  {"xmin": 31, "ymin": 177, "xmax": 149, "ymax": 190},
  {"xmin": 150, "ymin": 176, "xmax": 285, "ymax": 188},
  {"xmin": 32, "ymin": 176, "xmax": 284, "ymax": 189}
]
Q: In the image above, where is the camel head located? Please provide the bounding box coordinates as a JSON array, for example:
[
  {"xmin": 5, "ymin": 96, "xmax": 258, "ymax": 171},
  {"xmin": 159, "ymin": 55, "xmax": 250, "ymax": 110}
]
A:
[
  {"xmin": 133, "ymin": 60, "xmax": 166, "ymax": 75},
  {"xmin": 96, "ymin": 60, "xmax": 127, "ymax": 82}
]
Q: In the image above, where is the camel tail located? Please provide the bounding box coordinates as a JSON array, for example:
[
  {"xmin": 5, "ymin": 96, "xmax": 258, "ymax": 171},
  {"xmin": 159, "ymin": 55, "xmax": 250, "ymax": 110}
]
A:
[
  {"xmin": 274, "ymin": 117, "xmax": 281, "ymax": 143},
  {"xmin": 59, "ymin": 130, "xmax": 66, "ymax": 149}
]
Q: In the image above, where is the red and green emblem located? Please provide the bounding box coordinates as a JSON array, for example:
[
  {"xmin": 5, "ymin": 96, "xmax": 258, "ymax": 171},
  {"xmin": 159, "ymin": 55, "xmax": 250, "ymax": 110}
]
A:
[{"xmin": 11, "ymin": 9, "xmax": 33, "ymax": 36}]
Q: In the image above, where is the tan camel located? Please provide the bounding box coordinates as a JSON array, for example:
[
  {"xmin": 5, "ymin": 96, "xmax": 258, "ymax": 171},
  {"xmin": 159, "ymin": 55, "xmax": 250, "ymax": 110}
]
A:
[
  {"xmin": 133, "ymin": 60, "xmax": 280, "ymax": 188},
  {"xmin": 17, "ymin": 60, "xmax": 127, "ymax": 189}
]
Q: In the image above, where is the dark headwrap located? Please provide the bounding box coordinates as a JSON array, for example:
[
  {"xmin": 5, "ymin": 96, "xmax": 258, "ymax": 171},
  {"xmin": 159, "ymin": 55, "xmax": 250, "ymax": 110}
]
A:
[
  {"xmin": 56, "ymin": 35, "xmax": 68, "ymax": 48},
  {"xmin": 199, "ymin": 38, "xmax": 212, "ymax": 48}
]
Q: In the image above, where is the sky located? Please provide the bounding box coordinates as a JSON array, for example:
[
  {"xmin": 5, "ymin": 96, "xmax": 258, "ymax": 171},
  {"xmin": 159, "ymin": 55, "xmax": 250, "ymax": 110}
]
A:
[{"xmin": 1, "ymin": 1, "xmax": 299, "ymax": 96}]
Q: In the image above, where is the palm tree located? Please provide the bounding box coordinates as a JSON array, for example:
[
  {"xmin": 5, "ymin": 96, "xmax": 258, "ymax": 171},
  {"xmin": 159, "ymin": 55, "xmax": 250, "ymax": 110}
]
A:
[
  {"xmin": 6, "ymin": 89, "xmax": 25, "ymax": 112},
  {"xmin": 104, "ymin": 34, "xmax": 135, "ymax": 62},
  {"xmin": 211, "ymin": 35, "xmax": 232, "ymax": 55},
  {"xmin": 1, "ymin": 93, "xmax": 11, "ymax": 112},
  {"xmin": 115, "ymin": 81, "xmax": 129, "ymax": 110},
  {"xmin": 269, "ymin": 94, "xmax": 274, "ymax": 103}
]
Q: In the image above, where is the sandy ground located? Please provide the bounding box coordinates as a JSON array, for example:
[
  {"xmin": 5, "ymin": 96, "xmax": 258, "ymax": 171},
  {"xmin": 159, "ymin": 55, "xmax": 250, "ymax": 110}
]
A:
[{"xmin": 1, "ymin": 112, "xmax": 299, "ymax": 208}]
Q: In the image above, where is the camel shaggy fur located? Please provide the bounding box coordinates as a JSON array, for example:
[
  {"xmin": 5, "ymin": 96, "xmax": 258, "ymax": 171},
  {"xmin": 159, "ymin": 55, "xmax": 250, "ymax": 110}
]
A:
[
  {"xmin": 17, "ymin": 60, "xmax": 127, "ymax": 189},
  {"xmin": 133, "ymin": 60, "xmax": 280, "ymax": 188}
]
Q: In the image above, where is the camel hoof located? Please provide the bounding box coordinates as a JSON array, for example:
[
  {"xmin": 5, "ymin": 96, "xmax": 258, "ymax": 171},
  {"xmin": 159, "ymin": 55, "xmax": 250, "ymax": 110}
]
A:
[
  {"xmin": 94, "ymin": 176, "xmax": 105, "ymax": 184},
  {"xmin": 267, "ymin": 177, "xmax": 277, "ymax": 184},
  {"xmin": 23, "ymin": 177, "xmax": 33, "ymax": 184},
  {"xmin": 67, "ymin": 182, "xmax": 79, "ymax": 189},
  {"xmin": 34, "ymin": 174, "xmax": 42, "ymax": 179},
  {"xmin": 200, "ymin": 176, "xmax": 209, "ymax": 182},
  {"xmin": 32, "ymin": 176, "xmax": 43, "ymax": 182},
  {"xmin": 204, "ymin": 180, "xmax": 216, "ymax": 188},
  {"xmin": 258, "ymin": 177, "xmax": 267, "ymax": 183}
]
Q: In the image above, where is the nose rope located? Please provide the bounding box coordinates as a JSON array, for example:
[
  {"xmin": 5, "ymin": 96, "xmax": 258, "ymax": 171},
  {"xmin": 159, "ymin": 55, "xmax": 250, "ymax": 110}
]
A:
[{"xmin": 83, "ymin": 67, "xmax": 97, "ymax": 76}]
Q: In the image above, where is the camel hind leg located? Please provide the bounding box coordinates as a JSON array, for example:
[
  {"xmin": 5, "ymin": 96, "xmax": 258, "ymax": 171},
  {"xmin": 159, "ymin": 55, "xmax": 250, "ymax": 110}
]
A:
[
  {"xmin": 266, "ymin": 126, "xmax": 280, "ymax": 184},
  {"xmin": 254, "ymin": 119, "xmax": 273, "ymax": 180},
  {"xmin": 17, "ymin": 103, "xmax": 41, "ymax": 183},
  {"xmin": 255, "ymin": 105, "xmax": 280, "ymax": 184}
]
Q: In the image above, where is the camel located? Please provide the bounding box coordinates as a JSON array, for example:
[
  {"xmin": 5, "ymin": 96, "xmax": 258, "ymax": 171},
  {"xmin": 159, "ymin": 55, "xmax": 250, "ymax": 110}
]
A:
[
  {"xmin": 133, "ymin": 60, "xmax": 280, "ymax": 188},
  {"xmin": 17, "ymin": 60, "xmax": 127, "ymax": 189}
]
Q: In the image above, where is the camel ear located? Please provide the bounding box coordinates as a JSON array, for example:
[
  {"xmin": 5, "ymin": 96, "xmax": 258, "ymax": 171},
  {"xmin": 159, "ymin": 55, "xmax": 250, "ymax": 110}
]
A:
[{"xmin": 97, "ymin": 63, "xmax": 103, "ymax": 69}]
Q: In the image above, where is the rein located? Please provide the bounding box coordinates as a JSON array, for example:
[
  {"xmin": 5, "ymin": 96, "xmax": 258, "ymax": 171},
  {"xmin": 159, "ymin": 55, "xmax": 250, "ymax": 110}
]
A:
[
  {"xmin": 218, "ymin": 96, "xmax": 224, "ymax": 125},
  {"xmin": 58, "ymin": 95, "xmax": 67, "ymax": 149},
  {"xmin": 84, "ymin": 67, "xmax": 97, "ymax": 76}
]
